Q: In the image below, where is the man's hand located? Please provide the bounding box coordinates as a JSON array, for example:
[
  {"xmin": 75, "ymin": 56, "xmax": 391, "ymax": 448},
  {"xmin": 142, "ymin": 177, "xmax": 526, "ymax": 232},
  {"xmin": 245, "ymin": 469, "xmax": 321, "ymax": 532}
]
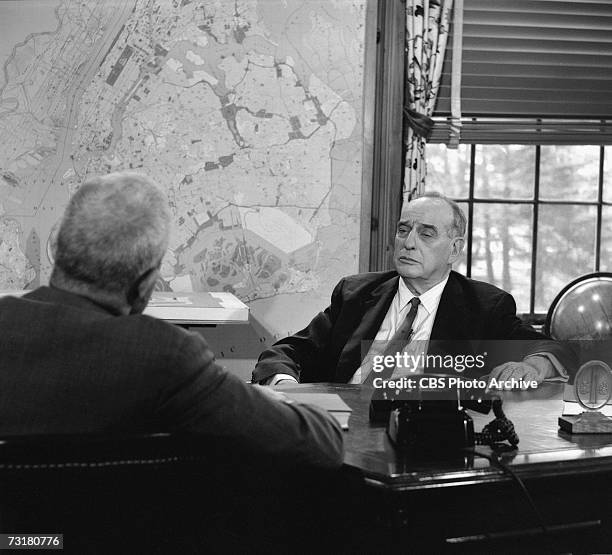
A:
[
  {"xmin": 260, "ymin": 373, "xmax": 299, "ymax": 387},
  {"xmin": 274, "ymin": 379, "xmax": 299, "ymax": 387},
  {"xmin": 487, "ymin": 357, "xmax": 553, "ymax": 391},
  {"xmin": 253, "ymin": 384, "xmax": 290, "ymax": 402}
]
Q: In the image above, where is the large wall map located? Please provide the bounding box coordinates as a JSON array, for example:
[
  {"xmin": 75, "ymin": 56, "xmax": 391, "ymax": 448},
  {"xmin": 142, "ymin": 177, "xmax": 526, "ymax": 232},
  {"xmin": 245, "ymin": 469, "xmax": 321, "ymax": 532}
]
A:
[{"xmin": 0, "ymin": 0, "xmax": 367, "ymax": 335}]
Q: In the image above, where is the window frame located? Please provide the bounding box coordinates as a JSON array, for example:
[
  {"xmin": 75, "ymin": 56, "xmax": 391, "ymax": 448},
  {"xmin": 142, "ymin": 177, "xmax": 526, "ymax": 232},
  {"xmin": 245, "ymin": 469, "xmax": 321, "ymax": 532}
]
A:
[{"xmin": 445, "ymin": 144, "xmax": 608, "ymax": 322}]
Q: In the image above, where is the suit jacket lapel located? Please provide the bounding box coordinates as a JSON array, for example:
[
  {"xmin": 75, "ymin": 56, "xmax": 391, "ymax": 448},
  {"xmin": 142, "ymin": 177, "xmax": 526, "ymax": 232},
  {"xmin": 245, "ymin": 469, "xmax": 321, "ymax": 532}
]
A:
[
  {"xmin": 335, "ymin": 275, "xmax": 399, "ymax": 382},
  {"xmin": 429, "ymin": 272, "xmax": 481, "ymax": 375},
  {"xmin": 430, "ymin": 272, "xmax": 470, "ymax": 341}
]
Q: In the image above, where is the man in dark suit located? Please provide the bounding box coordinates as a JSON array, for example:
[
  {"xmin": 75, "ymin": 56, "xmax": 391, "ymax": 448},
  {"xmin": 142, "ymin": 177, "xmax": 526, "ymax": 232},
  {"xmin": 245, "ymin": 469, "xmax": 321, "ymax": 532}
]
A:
[
  {"xmin": 253, "ymin": 192, "xmax": 573, "ymax": 386},
  {"xmin": 0, "ymin": 172, "xmax": 342, "ymax": 468}
]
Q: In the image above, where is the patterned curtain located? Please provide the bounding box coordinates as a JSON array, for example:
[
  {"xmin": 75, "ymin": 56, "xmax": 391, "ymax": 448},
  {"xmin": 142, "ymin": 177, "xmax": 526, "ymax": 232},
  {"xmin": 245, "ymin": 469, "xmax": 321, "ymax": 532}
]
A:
[{"xmin": 404, "ymin": 0, "xmax": 454, "ymax": 201}]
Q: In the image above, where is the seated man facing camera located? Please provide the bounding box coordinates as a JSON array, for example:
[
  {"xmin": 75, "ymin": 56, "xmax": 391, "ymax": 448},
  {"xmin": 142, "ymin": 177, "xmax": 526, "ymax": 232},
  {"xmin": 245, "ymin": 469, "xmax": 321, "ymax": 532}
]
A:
[
  {"xmin": 253, "ymin": 192, "xmax": 574, "ymax": 387},
  {"xmin": 0, "ymin": 172, "xmax": 342, "ymax": 468}
]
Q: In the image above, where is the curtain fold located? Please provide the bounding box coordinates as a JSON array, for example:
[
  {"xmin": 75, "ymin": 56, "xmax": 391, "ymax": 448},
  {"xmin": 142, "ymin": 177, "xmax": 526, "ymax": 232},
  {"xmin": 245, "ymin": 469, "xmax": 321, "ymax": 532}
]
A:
[{"xmin": 404, "ymin": 0, "xmax": 454, "ymax": 202}]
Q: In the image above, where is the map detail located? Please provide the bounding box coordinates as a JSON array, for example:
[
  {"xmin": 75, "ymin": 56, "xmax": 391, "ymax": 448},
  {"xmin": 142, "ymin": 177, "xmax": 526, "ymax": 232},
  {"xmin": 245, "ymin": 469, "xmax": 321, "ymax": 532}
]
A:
[{"xmin": 0, "ymin": 0, "xmax": 366, "ymax": 334}]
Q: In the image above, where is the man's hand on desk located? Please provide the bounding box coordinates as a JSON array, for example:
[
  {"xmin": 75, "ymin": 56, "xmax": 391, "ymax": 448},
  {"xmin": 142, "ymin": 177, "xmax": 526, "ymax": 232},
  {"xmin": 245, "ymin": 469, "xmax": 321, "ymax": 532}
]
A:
[
  {"xmin": 263, "ymin": 373, "xmax": 299, "ymax": 386},
  {"xmin": 486, "ymin": 356, "xmax": 554, "ymax": 391},
  {"xmin": 274, "ymin": 379, "xmax": 299, "ymax": 387},
  {"xmin": 253, "ymin": 384, "xmax": 290, "ymax": 402}
]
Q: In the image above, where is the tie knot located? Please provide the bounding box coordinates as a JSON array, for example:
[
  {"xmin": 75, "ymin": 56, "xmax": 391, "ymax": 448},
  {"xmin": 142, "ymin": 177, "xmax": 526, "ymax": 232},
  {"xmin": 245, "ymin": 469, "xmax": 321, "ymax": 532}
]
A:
[{"xmin": 410, "ymin": 297, "xmax": 420, "ymax": 308}]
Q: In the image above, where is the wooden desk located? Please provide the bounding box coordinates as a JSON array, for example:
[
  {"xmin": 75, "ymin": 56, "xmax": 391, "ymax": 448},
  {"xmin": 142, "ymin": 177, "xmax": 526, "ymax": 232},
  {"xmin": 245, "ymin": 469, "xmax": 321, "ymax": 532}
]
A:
[{"xmin": 281, "ymin": 383, "xmax": 612, "ymax": 553}]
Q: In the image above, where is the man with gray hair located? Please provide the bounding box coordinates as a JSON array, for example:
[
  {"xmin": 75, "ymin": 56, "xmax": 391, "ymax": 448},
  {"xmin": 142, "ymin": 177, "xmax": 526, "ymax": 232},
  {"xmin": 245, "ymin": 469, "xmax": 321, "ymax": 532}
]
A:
[
  {"xmin": 253, "ymin": 191, "xmax": 574, "ymax": 386},
  {"xmin": 0, "ymin": 172, "xmax": 342, "ymax": 468}
]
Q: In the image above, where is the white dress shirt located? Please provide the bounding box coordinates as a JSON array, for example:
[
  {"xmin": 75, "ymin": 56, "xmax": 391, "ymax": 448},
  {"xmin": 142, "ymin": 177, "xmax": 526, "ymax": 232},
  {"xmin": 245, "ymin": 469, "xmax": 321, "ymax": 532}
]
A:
[{"xmin": 349, "ymin": 276, "xmax": 448, "ymax": 384}]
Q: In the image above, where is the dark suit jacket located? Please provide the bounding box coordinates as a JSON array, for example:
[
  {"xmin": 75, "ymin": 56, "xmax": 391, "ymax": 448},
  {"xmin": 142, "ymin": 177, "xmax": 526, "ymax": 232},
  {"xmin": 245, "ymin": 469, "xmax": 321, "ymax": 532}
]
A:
[
  {"xmin": 0, "ymin": 286, "xmax": 342, "ymax": 467},
  {"xmin": 253, "ymin": 270, "xmax": 575, "ymax": 383}
]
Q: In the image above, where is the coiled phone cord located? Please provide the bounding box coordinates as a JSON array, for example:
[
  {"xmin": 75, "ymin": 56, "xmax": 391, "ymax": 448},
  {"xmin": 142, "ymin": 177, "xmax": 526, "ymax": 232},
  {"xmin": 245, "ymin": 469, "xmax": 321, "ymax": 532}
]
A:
[{"xmin": 474, "ymin": 398, "xmax": 519, "ymax": 447}]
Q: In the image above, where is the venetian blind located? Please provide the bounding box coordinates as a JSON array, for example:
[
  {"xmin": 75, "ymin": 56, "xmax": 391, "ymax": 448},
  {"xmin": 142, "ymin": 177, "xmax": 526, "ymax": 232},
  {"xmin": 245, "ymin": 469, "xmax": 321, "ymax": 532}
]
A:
[{"xmin": 431, "ymin": 0, "xmax": 612, "ymax": 144}]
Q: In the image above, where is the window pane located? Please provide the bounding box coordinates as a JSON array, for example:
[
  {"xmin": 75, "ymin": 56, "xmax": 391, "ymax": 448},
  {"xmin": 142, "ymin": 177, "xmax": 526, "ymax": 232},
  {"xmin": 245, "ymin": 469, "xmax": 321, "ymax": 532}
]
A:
[
  {"xmin": 453, "ymin": 201, "xmax": 469, "ymax": 276},
  {"xmin": 425, "ymin": 144, "xmax": 470, "ymax": 198},
  {"xmin": 540, "ymin": 145, "xmax": 599, "ymax": 201},
  {"xmin": 604, "ymin": 146, "xmax": 612, "ymax": 203},
  {"xmin": 536, "ymin": 205, "xmax": 596, "ymax": 313},
  {"xmin": 474, "ymin": 145, "xmax": 535, "ymax": 200},
  {"xmin": 599, "ymin": 206, "xmax": 612, "ymax": 272},
  {"xmin": 471, "ymin": 203, "xmax": 533, "ymax": 312}
]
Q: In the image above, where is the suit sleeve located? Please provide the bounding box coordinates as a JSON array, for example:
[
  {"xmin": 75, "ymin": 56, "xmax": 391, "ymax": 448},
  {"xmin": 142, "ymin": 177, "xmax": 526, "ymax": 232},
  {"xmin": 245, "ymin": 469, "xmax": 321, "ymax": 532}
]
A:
[
  {"xmin": 252, "ymin": 278, "xmax": 346, "ymax": 383},
  {"xmin": 488, "ymin": 292, "xmax": 578, "ymax": 373},
  {"xmin": 154, "ymin": 331, "xmax": 344, "ymax": 469}
]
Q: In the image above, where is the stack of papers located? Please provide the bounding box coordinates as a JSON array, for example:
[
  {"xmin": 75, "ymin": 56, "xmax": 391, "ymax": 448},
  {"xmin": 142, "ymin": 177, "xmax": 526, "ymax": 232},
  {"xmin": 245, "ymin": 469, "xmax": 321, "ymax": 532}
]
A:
[
  {"xmin": 145, "ymin": 292, "xmax": 248, "ymax": 323},
  {"xmin": 284, "ymin": 393, "xmax": 352, "ymax": 430}
]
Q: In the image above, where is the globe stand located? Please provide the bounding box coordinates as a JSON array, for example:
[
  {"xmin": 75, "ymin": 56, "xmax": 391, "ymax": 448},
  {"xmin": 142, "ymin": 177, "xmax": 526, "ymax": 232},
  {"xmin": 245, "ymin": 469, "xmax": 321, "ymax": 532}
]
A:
[{"xmin": 559, "ymin": 361, "xmax": 612, "ymax": 434}]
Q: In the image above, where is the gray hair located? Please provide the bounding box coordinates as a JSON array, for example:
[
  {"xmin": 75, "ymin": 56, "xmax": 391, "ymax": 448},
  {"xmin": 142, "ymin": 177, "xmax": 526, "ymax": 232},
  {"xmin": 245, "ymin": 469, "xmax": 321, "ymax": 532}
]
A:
[
  {"xmin": 52, "ymin": 172, "xmax": 171, "ymax": 293},
  {"xmin": 419, "ymin": 191, "xmax": 466, "ymax": 238}
]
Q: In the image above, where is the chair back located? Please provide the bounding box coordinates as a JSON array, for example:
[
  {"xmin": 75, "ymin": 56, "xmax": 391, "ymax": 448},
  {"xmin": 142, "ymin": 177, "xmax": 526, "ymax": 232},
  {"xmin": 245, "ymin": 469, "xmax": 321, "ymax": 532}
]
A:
[{"xmin": 0, "ymin": 432, "xmax": 361, "ymax": 554}]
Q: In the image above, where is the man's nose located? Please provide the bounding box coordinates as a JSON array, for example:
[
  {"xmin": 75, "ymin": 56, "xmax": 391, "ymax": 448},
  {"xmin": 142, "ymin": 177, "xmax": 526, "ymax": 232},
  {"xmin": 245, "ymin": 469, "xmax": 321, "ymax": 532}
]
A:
[{"xmin": 403, "ymin": 228, "xmax": 417, "ymax": 249}]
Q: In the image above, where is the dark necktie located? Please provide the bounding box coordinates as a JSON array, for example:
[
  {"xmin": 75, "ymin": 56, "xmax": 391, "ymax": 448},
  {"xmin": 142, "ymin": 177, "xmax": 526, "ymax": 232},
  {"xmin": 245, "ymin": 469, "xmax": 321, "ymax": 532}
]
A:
[{"xmin": 363, "ymin": 297, "xmax": 421, "ymax": 384}]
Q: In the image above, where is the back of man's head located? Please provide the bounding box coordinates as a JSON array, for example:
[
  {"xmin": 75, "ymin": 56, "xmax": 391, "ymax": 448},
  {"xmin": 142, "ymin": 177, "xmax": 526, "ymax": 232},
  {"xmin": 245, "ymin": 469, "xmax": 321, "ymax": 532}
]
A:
[{"xmin": 51, "ymin": 172, "xmax": 171, "ymax": 296}]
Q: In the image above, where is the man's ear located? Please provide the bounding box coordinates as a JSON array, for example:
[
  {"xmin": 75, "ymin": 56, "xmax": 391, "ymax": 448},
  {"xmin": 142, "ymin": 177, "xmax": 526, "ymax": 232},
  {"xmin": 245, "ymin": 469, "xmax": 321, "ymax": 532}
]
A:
[
  {"xmin": 449, "ymin": 236, "xmax": 465, "ymax": 263},
  {"xmin": 126, "ymin": 267, "xmax": 159, "ymax": 314}
]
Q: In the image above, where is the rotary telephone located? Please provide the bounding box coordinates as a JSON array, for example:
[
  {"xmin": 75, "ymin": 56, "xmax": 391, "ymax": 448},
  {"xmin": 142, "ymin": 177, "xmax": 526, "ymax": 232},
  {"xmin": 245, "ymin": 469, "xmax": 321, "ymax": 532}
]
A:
[{"xmin": 369, "ymin": 374, "xmax": 518, "ymax": 455}]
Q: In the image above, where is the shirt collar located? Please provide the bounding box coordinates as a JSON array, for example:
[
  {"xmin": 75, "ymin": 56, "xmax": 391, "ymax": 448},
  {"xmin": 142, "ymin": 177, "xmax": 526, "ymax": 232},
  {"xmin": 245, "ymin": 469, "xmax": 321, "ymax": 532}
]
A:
[{"xmin": 397, "ymin": 274, "xmax": 449, "ymax": 315}]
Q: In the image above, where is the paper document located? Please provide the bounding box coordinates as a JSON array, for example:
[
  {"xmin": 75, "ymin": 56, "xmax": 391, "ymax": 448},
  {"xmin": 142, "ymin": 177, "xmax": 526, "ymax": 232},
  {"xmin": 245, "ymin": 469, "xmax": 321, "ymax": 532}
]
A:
[
  {"xmin": 284, "ymin": 393, "xmax": 352, "ymax": 430},
  {"xmin": 148, "ymin": 296, "xmax": 194, "ymax": 307},
  {"xmin": 144, "ymin": 292, "xmax": 248, "ymax": 323}
]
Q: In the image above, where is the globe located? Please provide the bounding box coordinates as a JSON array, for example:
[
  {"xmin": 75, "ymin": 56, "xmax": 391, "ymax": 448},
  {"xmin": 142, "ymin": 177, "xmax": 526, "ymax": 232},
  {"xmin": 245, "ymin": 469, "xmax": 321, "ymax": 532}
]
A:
[{"xmin": 548, "ymin": 274, "xmax": 612, "ymax": 340}]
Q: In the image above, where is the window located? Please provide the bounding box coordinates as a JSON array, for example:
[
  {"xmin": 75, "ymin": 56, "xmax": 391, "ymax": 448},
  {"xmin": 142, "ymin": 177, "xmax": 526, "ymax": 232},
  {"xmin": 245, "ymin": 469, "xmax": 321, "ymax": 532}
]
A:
[
  {"xmin": 426, "ymin": 144, "xmax": 609, "ymax": 318},
  {"xmin": 370, "ymin": 1, "xmax": 612, "ymax": 309},
  {"xmin": 424, "ymin": 1, "xmax": 612, "ymax": 320}
]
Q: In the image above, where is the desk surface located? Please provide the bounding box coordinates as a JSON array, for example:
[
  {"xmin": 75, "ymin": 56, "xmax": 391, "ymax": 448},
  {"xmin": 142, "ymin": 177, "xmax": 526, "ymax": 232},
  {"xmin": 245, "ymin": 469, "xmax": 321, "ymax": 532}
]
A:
[{"xmin": 280, "ymin": 383, "xmax": 612, "ymax": 491}]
